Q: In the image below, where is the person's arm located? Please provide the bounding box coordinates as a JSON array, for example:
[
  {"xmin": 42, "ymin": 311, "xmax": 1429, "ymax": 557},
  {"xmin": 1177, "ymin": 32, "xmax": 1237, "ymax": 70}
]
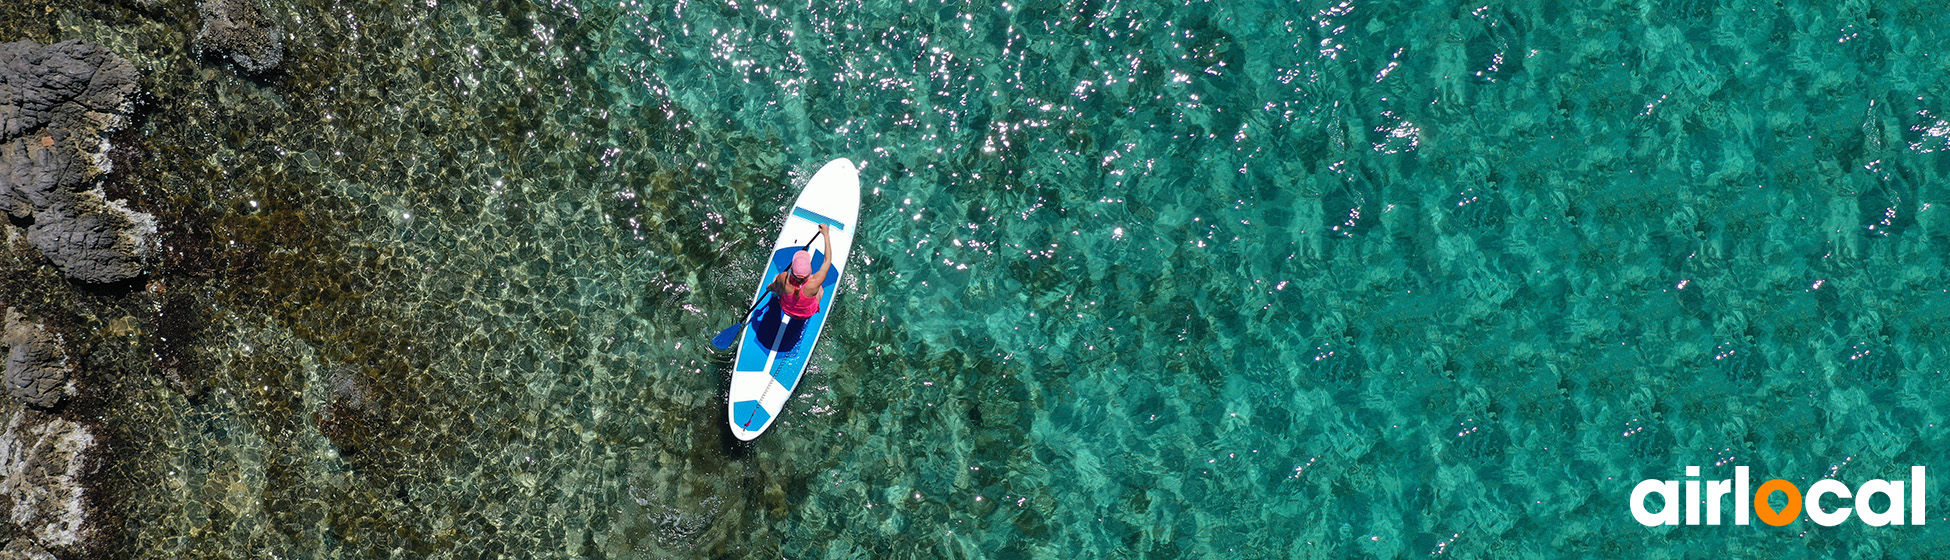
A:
[{"xmin": 807, "ymin": 224, "xmax": 834, "ymax": 286}]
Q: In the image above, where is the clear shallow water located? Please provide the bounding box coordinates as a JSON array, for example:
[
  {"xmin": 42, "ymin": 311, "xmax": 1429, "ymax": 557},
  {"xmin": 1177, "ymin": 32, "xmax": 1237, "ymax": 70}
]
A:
[{"xmin": 21, "ymin": 0, "xmax": 1950, "ymax": 557}]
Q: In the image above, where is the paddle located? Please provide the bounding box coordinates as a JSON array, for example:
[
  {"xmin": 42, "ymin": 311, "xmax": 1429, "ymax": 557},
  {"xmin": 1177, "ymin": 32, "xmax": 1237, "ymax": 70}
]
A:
[{"xmin": 711, "ymin": 229, "xmax": 823, "ymax": 349}]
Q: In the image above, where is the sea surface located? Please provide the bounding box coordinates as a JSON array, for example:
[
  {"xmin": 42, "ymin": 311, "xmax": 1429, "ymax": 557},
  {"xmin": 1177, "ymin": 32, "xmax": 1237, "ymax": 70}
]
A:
[{"xmin": 10, "ymin": 0, "xmax": 1950, "ymax": 557}]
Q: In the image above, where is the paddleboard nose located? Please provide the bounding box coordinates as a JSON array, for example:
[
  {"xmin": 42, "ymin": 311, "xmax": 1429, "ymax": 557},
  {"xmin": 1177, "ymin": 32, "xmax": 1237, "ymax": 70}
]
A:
[{"xmin": 819, "ymin": 158, "xmax": 856, "ymax": 176}]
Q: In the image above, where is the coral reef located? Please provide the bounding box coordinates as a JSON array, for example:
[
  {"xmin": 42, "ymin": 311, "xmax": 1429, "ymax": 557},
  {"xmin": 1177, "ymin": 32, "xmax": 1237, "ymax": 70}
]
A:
[{"xmin": 0, "ymin": 40, "xmax": 150, "ymax": 284}]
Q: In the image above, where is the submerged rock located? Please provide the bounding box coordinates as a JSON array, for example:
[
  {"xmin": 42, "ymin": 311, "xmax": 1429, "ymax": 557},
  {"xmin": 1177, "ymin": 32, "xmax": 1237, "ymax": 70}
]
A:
[
  {"xmin": 314, "ymin": 366, "xmax": 383, "ymax": 456},
  {"xmin": 0, "ymin": 537, "xmax": 54, "ymax": 560},
  {"xmin": 1, "ymin": 311, "xmax": 70, "ymax": 410},
  {"xmin": 195, "ymin": 0, "xmax": 284, "ymax": 74},
  {"xmin": 0, "ymin": 410, "xmax": 95, "ymax": 553},
  {"xmin": 0, "ymin": 41, "xmax": 151, "ymax": 284}
]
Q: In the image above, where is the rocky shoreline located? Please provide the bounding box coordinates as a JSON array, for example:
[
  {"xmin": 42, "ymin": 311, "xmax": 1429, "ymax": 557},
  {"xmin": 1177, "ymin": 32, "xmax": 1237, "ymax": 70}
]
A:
[
  {"xmin": 0, "ymin": 0, "xmax": 525, "ymax": 554},
  {"xmin": 5, "ymin": 0, "xmax": 442, "ymax": 551},
  {"xmin": 0, "ymin": 0, "xmax": 755, "ymax": 556},
  {"xmin": 0, "ymin": 2, "xmax": 291, "ymax": 549},
  {"xmin": 0, "ymin": 309, "xmax": 95, "ymax": 560},
  {"xmin": 0, "ymin": 38, "xmax": 144, "ymax": 557}
]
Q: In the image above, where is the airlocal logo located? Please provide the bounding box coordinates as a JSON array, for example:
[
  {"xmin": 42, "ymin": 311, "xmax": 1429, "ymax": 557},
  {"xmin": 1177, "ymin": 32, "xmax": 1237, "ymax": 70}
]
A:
[{"xmin": 1632, "ymin": 466, "xmax": 1925, "ymax": 527}]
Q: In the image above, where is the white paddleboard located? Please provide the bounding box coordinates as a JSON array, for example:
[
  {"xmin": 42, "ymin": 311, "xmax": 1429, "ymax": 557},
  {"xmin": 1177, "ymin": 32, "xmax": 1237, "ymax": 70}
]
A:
[{"xmin": 727, "ymin": 158, "xmax": 860, "ymax": 440}]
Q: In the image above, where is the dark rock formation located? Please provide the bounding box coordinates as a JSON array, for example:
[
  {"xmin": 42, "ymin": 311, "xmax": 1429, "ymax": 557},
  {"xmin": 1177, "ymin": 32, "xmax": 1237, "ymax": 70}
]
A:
[
  {"xmin": 0, "ymin": 537, "xmax": 54, "ymax": 560},
  {"xmin": 1, "ymin": 311, "xmax": 69, "ymax": 410},
  {"xmin": 24, "ymin": 197, "xmax": 153, "ymax": 285},
  {"xmin": 0, "ymin": 410, "xmax": 95, "ymax": 554},
  {"xmin": 0, "ymin": 40, "xmax": 151, "ymax": 284},
  {"xmin": 194, "ymin": 0, "xmax": 283, "ymax": 74}
]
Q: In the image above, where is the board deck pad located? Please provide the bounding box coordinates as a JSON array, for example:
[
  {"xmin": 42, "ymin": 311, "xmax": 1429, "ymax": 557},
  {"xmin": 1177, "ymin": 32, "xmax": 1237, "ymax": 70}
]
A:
[{"xmin": 727, "ymin": 159, "xmax": 859, "ymax": 440}]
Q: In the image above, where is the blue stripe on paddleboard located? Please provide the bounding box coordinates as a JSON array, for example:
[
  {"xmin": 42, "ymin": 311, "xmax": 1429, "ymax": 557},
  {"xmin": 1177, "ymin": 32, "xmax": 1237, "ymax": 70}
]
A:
[
  {"xmin": 735, "ymin": 315, "xmax": 771, "ymax": 371},
  {"xmin": 732, "ymin": 400, "xmax": 771, "ymax": 429},
  {"xmin": 791, "ymin": 207, "xmax": 845, "ymax": 230}
]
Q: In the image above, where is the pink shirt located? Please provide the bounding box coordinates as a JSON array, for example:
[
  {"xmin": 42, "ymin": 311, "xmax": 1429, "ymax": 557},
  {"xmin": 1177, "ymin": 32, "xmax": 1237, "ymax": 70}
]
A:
[{"xmin": 780, "ymin": 277, "xmax": 820, "ymax": 318}]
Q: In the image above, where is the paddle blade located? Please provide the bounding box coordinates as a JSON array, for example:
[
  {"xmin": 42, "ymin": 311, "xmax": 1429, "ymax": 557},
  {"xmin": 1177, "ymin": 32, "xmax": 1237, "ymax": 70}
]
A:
[{"xmin": 711, "ymin": 322, "xmax": 746, "ymax": 350}]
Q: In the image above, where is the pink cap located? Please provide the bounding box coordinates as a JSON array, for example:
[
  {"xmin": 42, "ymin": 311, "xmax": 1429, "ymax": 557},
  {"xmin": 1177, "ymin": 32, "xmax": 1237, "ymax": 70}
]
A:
[{"xmin": 791, "ymin": 250, "xmax": 812, "ymax": 276}]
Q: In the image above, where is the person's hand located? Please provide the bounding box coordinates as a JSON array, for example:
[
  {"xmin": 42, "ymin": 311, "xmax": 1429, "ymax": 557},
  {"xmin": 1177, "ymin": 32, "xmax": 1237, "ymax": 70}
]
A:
[{"xmin": 818, "ymin": 224, "xmax": 830, "ymax": 236}]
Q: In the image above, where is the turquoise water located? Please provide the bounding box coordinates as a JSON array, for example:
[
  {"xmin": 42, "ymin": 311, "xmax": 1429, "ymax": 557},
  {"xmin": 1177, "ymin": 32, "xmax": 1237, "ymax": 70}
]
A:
[{"xmin": 25, "ymin": 0, "xmax": 1950, "ymax": 557}]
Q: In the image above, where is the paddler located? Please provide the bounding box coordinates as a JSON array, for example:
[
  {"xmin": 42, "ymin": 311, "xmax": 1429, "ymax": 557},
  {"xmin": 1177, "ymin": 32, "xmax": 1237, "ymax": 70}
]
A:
[{"xmin": 769, "ymin": 224, "xmax": 832, "ymax": 319}]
